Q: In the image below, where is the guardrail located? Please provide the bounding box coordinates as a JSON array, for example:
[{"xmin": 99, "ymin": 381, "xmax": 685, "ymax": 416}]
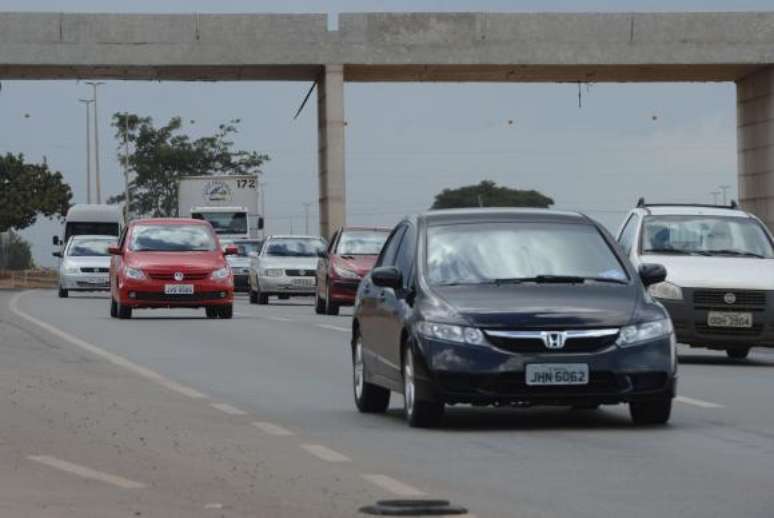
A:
[{"xmin": 0, "ymin": 270, "xmax": 58, "ymax": 289}]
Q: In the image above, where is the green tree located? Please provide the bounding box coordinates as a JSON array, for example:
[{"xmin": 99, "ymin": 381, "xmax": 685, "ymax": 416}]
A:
[
  {"xmin": 108, "ymin": 114, "xmax": 269, "ymax": 217},
  {"xmin": 0, "ymin": 230, "xmax": 34, "ymax": 270},
  {"xmin": 431, "ymin": 180, "xmax": 553, "ymax": 210},
  {"xmin": 0, "ymin": 153, "xmax": 72, "ymax": 233}
]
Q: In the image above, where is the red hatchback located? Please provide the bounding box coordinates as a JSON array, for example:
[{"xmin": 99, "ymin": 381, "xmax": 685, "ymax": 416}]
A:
[
  {"xmin": 109, "ymin": 218, "xmax": 237, "ymax": 319},
  {"xmin": 315, "ymin": 227, "xmax": 390, "ymax": 315}
]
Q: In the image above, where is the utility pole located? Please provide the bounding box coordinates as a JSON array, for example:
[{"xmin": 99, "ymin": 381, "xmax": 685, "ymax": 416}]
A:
[
  {"xmin": 719, "ymin": 185, "xmax": 731, "ymax": 205},
  {"xmin": 86, "ymin": 81, "xmax": 105, "ymax": 203},
  {"xmin": 78, "ymin": 98, "xmax": 94, "ymax": 203},
  {"xmin": 259, "ymin": 181, "xmax": 267, "ymax": 238},
  {"xmin": 303, "ymin": 202, "xmax": 313, "ymax": 235},
  {"xmin": 123, "ymin": 112, "xmax": 131, "ymax": 220}
]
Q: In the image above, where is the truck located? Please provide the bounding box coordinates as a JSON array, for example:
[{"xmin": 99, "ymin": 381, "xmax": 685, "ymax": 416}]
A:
[
  {"xmin": 52, "ymin": 204, "xmax": 124, "ymax": 248},
  {"xmin": 177, "ymin": 175, "xmax": 263, "ymax": 241}
]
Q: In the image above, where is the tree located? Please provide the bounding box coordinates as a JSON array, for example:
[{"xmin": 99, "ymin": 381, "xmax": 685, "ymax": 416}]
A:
[
  {"xmin": 431, "ymin": 180, "xmax": 553, "ymax": 210},
  {"xmin": 0, "ymin": 153, "xmax": 72, "ymax": 233},
  {"xmin": 108, "ymin": 114, "xmax": 269, "ymax": 217},
  {"xmin": 0, "ymin": 231, "xmax": 34, "ymax": 270}
]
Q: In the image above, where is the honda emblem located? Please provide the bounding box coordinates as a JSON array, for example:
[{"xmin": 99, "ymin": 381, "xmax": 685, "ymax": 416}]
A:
[{"xmin": 541, "ymin": 331, "xmax": 567, "ymax": 349}]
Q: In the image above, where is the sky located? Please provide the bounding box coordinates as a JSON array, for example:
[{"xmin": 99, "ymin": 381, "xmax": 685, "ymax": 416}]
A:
[{"xmin": 2, "ymin": 0, "xmax": 772, "ymax": 267}]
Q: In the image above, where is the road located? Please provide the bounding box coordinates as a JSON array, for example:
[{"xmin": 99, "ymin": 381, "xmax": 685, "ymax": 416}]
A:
[{"xmin": 2, "ymin": 289, "xmax": 773, "ymax": 517}]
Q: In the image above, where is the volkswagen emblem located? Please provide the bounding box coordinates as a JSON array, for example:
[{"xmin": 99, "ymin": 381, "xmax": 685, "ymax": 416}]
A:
[
  {"xmin": 723, "ymin": 292, "xmax": 736, "ymax": 305},
  {"xmin": 174, "ymin": 272, "xmax": 184, "ymax": 282},
  {"xmin": 541, "ymin": 331, "xmax": 567, "ymax": 350}
]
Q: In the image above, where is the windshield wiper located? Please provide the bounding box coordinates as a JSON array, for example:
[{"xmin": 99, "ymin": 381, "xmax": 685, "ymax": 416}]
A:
[
  {"xmin": 704, "ymin": 249, "xmax": 766, "ymax": 258},
  {"xmin": 643, "ymin": 248, "xmax": 696, "ymax": 255},
  {"xmin": 494, "ymin": 275, "xmax": 588, "ymax": 285}
]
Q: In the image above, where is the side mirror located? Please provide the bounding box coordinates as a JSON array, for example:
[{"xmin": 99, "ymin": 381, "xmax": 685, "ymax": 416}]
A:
[
  {"xmin": 52, "ymin": 236, "xmax": 60, "ymax": 246},
  {"xmin": 52, "ymin": 251, "xmax": 62, "ymax": 258},
  {"xmin": 258, "ymin": 217, "xmax": 264, "ymax": 230},
  {"xmin": 371, "ymin": 266, "xmax": 402, "ymax": 290},
  {"xmin": 639, "ymin": 263, "xmax": 667, "ymax": 287},
  {"xmin": 224, "ymin": 244, "xmax": 239, "ymax": 256},
  {"xmin": 108, "ymin": 245, "xmax": 122, "ymax": 256}
]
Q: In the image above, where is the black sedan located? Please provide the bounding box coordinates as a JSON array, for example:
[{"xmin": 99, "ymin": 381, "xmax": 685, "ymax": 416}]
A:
[{"xmin": 351, "ymin": 208, "xmax": 677, "ymax": 427}]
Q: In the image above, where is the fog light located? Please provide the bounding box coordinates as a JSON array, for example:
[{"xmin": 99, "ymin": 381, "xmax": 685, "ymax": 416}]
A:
[{"xmin": 220, "ymin": 291, "xmax": 226, "ymax": 298}]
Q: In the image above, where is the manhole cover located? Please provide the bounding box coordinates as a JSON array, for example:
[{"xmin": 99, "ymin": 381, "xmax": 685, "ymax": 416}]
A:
[{"xmin": 359, "ymin": 499, "xmax": 468, "ymax": 516}]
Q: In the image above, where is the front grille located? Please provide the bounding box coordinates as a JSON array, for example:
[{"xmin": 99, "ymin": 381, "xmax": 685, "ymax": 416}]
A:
[
  {"xmin": 485, "ymin": 332, "xmax": 618, "ymax": 353},
  {"xmin": 695, "ymin": 323, "xmax": 763, "ymax": 336},
  {"xmin": 147, "ymin": 272, "xmax": 209, "ymax": 281},
  {"xmin": 285, "ymin": 269, "xmax": 315, "ymax": 277},
  {"xmin": 76, "ymin": 281, "xmax": 109, "ymax": 288},
  {"xmin": 694, "ymin": 290, "xmax": 766, "ymax": 307},
  {"xmin": 80, "ymin": 267, "xmax": 109, "ymax": 273},
  {"xmin": 132, "ymin": 291, "xmax": 225, "ymax": 302}
]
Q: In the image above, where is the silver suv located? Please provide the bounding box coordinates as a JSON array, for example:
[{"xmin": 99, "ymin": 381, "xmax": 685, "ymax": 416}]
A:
[{"xmin": 617, "ymin": 199, "xmax": 774, "ymax": 359}]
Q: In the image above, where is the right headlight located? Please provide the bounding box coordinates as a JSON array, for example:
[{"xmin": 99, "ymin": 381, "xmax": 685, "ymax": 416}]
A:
[
  {"xmin": 124, "ymin": 266, "xmax": 145, "ymax": 281},
  {"xmin": 616, "ymin": 318, "xmax": 673, "ymax": 348},
  {"xmin": 262, "ymin": 268, "xmax": 284, "ymax": 277},
  {"xmin": 648, "ymin": 281, "xmax": 683, "ymax": 301},
  {"xmin": 416, "ymin": 321, "xmax": 486, "ymax": 346}
]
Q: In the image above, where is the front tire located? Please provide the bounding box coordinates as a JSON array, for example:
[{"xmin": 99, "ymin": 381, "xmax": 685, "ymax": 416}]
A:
[
  {"xmin": 403, "ymin": 344, "xmax": 444, "ymax": 428},
  {"xmin": 315, "ymin": 291, "xmax": 326, "ymax": 314},
  {"xmin": 205, "ymin": 306, "xmax": 219, "ymax": 319},
  {"xmin": 220, "ymin": 304, "xmax": 233, "ymax": 319},
  {"xmin": 249, "ymin": 288, "xmax": 258, "ymax": 304},
  {"xmin": 117, "ymin": 301, "xmax": 132, "ymax": 319},
  {"xmin": 110, "ymin": 297, "xmax": 117, "ymax": 318},
  {"xmin": 352, "ymin": 333, "xmax": 390, "ymax": 413},
  {"xmin": 726, "ymin": 348, "xmax": 750, "ymax": 360},
  {"xmin": 256, "ymin": 285, "xmax": 269, "ymax": 305},
  {"xmin": 58, "ymin": 287, "xmax": 68, "ymax": 298},
  {"xmin": 630, "ymin": 397, "xmax": 672, "ymax": 426},
  {"xmin": 325, "ymin": 285, "xmax": 340, "ymax": 316}
]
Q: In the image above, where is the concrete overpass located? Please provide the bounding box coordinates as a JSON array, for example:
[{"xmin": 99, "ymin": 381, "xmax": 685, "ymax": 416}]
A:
[{"xmin": 2, "ymin": 11, "xmax": 774, "ymax": 235}]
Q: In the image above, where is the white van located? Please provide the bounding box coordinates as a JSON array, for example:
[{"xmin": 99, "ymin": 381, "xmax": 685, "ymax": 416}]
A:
[{"xmin": 53, "ymin": 204, "xmax": 124, "ymax": 248}]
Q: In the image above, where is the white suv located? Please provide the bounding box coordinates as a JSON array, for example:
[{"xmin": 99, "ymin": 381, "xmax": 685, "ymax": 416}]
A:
[{"xmin": 617, "ymin": 199, "xmax": 774, "ymax": 359}]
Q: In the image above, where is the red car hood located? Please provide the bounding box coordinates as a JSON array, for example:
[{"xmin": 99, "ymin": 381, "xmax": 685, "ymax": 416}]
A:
[
  {"xmin": 127, "ymin": 251, "xmax": 225, "ymax": 272},
  {"xmin": 335, "ymin": 255, "xmax": 379, "ymax": 277}
]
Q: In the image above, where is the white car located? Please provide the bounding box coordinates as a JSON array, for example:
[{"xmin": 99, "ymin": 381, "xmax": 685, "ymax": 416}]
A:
[
  {"xmin": 617, "ymin": 199, "xmax": 774, "ymax": 359},
  {"xmin": 54, "ymin": 235, "xmax": 116, "ymax": 298},
  {"xmin": 248, "ymin": 235, "xmax": 327, "ymax": 305}
]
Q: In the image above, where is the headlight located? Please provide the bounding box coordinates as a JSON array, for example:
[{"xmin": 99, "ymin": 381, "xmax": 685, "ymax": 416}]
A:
[
  {"xmin": 616, "ymin": 318, "xmax": 673, "ymax": 348},
  {"xmin": 63, "ymin": 263, "xmax": 80, "ymax": 274},
  {"xmin": 262, "ymin": 268, "xmax": 284, "ymax": 277},
  {"xmin": 211, "ymin": 267, "xmax": 230, "ymax": 280},
  {"xmin": 648, "ymin": 281, "xmax": 683, "ymax": 301},
  {"xmin": 417, "ymin": 321, "xmax": 486, "ymax": 346},
  {"xmin": 333, "ymin": 264, "xmax": 360, "ymax": 279},
  {"xmin": 124, "ymin": 266, "xmax": 145, "ymax": 280}
]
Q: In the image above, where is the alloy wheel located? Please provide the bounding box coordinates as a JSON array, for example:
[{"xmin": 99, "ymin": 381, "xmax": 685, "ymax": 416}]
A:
[
  {"xmin": 404, "ymin": 351, "xmax": 415, "ymax": 418},
  {"xmin": 354, "ymin": 337, "xmax": 365, "ymax": 400}
]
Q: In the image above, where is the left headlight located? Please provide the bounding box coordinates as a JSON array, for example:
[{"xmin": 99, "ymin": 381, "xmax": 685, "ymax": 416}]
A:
[
  {"xmin": 333, "ymin": 264, "xmax": 360, "ymax": 280},
  {"xmin": 616, "ymin": 318, "xmax": 673, "ymax": 348},
  {"xmin": 417, "ymin": 321, "xmax": 486, "ymax": 346},
  {"xmin": 648, "ymin": 281, "xmax": 683, "ymax": 301},
  {"xmin": 211, "ymin": 267, "xmax": 231, "ymax": 280}
]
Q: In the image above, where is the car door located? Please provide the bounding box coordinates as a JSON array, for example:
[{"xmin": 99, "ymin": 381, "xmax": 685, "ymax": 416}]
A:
[
  {"xmin": 318, "ymin": 229, "xmax": 339, "ymax": 297},
  {"xmin": 358, "ymin": 224, "xmax": 406, "ymax": 382}
]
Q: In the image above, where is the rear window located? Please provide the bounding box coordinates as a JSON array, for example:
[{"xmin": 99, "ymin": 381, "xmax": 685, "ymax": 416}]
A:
[{"xmin": 129, "ymin": 225, "xmax": 216, "ymax": 252}]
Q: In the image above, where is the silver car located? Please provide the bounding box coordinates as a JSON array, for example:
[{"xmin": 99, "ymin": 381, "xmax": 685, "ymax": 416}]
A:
[
  {"xmin": 55, "ymin": 235, "xmax": 116, "ymax": 298},
  {"xmin": 222, "ymin": 238, "xmax": 262, "ymax": 292},
  {"xmin": 248, "ymin": 235, "xmax": 326, "ymax": 305}
]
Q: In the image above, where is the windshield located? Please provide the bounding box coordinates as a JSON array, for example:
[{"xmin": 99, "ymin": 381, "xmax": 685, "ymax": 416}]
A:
[
  {"xmin": 66, "ymin": 238, "xmax": 115, "ymax": 257},
  {"xmin": 65, "ymin": 222, "xmax": 119, "ymax": 242},
  {"xmin": 129, "ymin": 224, "xmax": 216, "ymax": 252},
  {"xmin": 641, "ymin": 215, "xmax": 774, "ymax": 258},
  {"xmin": 265, "ymin": 238, "xmax": 326, "ymax": 257},
  {"xmin": 337, "ymin": 230, "xmax": 389, "ymax": 255},
  {"xmin": 192, "ymin": 211, "xmax": 247, "ymax": 235},
  {"xmin": 426, "ymin": 222, "xmax": 628, "ymax": 285}
]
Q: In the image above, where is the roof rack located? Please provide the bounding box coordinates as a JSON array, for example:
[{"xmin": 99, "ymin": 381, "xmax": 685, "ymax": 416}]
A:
[{"xmin": 636, "ymin": 198, "xmax": 739, "ymax": 210}]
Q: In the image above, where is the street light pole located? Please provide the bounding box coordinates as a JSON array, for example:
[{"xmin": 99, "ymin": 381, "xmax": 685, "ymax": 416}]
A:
[
  {"xmin": 78, "ymin": 98, "xmax": 94, "ymax": 204},
  {"xmin": 123, "ymin": 112, "xmax": 131, "ymax": 220},
  {"xmin": 86, "ymin": 81, "xmax": 105, "ymax": 203},
  {"xmin": 303, "ymin": 202, "xmax": 313, "ymax": 235}
]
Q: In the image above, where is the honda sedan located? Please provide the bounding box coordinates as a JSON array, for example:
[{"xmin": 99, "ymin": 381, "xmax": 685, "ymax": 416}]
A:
[{"xmin": 352, "ymin": 209, "xmax": 677, "ymax": 427}]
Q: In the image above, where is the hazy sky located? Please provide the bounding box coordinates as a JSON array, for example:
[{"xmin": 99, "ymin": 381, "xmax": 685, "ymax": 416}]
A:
[{"xmin": 2, "ymin": 0, "xmax": 772, "ymax": 266}]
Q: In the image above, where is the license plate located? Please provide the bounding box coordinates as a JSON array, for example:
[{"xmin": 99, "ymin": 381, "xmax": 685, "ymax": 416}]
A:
[
  {"xmin": 526, "ymin": 364, "xmax": 589, "ymax": 386},
  {"xmin": 164, "ymin": 284, "xmax": 194, "ymax": 295},
  {"xmin": 707, "ymin": 311, "xmax": 752, "ymax": 328},
  {"xmin": 292, "ymin": 278, "xmax": 315, "ymax": 287}
]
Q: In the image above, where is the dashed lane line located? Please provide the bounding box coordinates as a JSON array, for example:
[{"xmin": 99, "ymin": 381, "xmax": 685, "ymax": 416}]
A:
[
  {"xmin": 28, "ymin": 455, "xmax": 145, "ymax": 489},
  {"xmin": 361, "ymin": 474, "xmax": 426, "ymax": 497},
  {"xmin": 317, "ymin": 324, "xmax": 350, "ymax": 333},
  {"xmin": 252, "ymin": 421, "xmax": 295, "ymax": 436},
  {"xmin": 300, "ymin": 444, "xmax": 352, "ymax": 463},
  {"xmin": 675, "ymin": 395, "xmax": 724, "ymax": 409},
  {"xmin": 210, "ymin": 403, "xmax": 248, "ymax": 415},
  {"xmin": 10, "ymin": 291, "xmax": 208, "ymax": 400}
]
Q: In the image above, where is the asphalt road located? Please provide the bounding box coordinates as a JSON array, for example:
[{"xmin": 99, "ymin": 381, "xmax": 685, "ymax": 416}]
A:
[{"xmin": 3, "ymin": 289, "xmax": 774, "ymax": 517}]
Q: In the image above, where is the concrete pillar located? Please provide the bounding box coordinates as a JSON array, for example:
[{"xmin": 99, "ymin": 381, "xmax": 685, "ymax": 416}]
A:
[
  {"xmin": 317, "ymin": 64, "xmax": 346, "ymax": 239},
  {"xmin": 737, "ymin": 67, "xmax": 774, "ymax": 230}
]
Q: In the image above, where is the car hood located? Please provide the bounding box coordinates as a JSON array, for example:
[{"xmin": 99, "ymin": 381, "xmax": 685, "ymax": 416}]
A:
[
  {"xmin": 334, "ymin": 255, "xmax": 378, "ymax": 276},
  {"xmin": 63, "ymin": 256, "xmax": 111, "ymax": 268},
  {"xmin": 430, "ymin": 284, "xmax": 638, "ymax": 329},
  {"xmin": 127, "ymin": 252, "xmax": 224, "ymax": 272},
  {"xmin": 641, "ymin": 254, "xmax": 774, "ymax": 290},
  {"xmin": 227, "ymin": 256, "xmax": 251, "ymax": 268},
  {"xmin": 260, "ymin": 256, "xmax": 319, "ymax": 270}
]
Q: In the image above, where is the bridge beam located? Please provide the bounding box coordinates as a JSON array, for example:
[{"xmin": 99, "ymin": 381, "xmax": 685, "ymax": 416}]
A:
[
  {"xmin": 317, "ymin": 64, "xmax": 346, "ymax": 239},
  {"xmin": 738, "ymin": 67, "xmax": 774, "ymax": 229}
]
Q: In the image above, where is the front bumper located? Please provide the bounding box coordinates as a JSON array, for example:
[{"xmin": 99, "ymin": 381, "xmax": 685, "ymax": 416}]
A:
[
  {"xmin": 413, "ymin": 335, "xmax": 676, "ymax": 406},
  {"xmin": 258, "ymin": 275, "xmax": 316, "ymax": 295},
  {"xmin": 233, "ymin": 273, "xmax": 250, "ymax": 291},
  {"xmin": 117, "ymin": 279, "xmax": 233, "ymax": 308},
  {"xmin": 660, "ymin": 291, "xmax": 774, "ymax": 349},
  {"xmin": 329, "ymin": 279, "xmax": 361, "ymax": 305},
  {"xmin": 59, "ymin": 272, "xmax": 110, "ymax": 291}
]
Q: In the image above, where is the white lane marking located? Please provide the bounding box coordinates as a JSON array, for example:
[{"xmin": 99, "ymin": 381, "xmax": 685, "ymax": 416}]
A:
[
  {"xmin": 252, "ymin": 421, "xmax": 295, "ymax": 436},
  {"xmin": 204, "ymin": 503, "xmax": 224, "ymax": 509},
  {"xmin": 263, "ymin": 315, "xmax": 292, "ymax": 322},
  {"xmin": 210, "ymin": 403, "xmax": 248, "ymax": 415},
  {"xmin": 317, "ymin": 324, "xmax": 349, "ymax": 333},
  {"xmin": 28, "ymin": 455, "xmax": 145, "ymax": 489},
  {"xmin": 675, "ymin": 395, "xmax": 724, "ymax": 409},
  {"xmin": 300, "ymin": 444, "xmax": 351, "ymax": 463},
  {"xmin": 362, "ymin": 474, "xmax": 426, "ymax": 497},
  {"xmin": 10, "ymin": 291, "xmax": 207, "ymax": 400}
]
